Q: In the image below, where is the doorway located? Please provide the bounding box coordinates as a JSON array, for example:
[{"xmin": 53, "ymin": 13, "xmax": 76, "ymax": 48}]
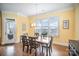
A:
[{"xmin": 5, "ymin": 19, "xmax": 16, "ymax": 44}]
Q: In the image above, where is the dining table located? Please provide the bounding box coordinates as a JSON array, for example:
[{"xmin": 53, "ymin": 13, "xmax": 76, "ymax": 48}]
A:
[
  {"xmin": 28, "ymin": 36, "xmax": 51, "ymax": 44},
  {"xmin": 28, "ymin": 36, "xmax": 51, "ymax": 56}
]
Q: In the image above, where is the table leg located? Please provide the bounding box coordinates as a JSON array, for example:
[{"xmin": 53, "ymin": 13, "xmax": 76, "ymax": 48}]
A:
[
  {"xmin": 35, "ymin": 48, "xmax": 37, "ymax": 56},
  {"xmin": 26, "ymin": 46, "xmax": 29, "ymax": 53},
  {"xmin": 46, "ymin": 44, "xmax": 48, "ymax": 56},
  {"xmin": 42, "ymin": 47, "xmax": 43, "ymax": 55},
  {"xmin": 49, "ymin": 48, "xmax": 51, "ymax": 56}
]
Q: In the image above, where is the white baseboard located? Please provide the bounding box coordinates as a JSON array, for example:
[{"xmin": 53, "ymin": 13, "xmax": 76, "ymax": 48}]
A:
[
  {"xmin": 1, "ymin": 40, "xmax": 20, "ymax": 45},
  {"xmin": 15, "ymin": 40, "xmax": 20, "ymax": 43},
  {"xmin": 53, "ymin": 41, "xmax": 68, "ymax": 47}
]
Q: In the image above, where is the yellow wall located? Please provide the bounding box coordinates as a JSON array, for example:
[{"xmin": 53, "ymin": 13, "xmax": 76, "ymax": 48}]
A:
[
  {"xmin": 75, "ymin": 4, "xmax": 79, "ymax": 40},
  {"xmin": 1, "ymin": 11, "xmax": 29, "ymax": 44},
  {"xmin": 15, "ymin": 15, "xmax": 29, "ymax": 43},
  {"xmin": 29, "ymin": 8, "xmax": 75, "ymax": 46}
]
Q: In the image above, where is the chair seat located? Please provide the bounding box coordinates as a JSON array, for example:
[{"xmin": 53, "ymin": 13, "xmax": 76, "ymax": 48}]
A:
[
  {"xmin": 42, "ymin": 43, "xmax": 50, "ymax": 47},
  {"xmin": 23, "ymin": 40, "xmax": 29, "ymax": 46},
  {"xmin": 23, "ymin": 43, "xmax": 29, "ymax": 46},
  {"xmin": 30, "ymin": 43, "xmax": 40, "ymax": 48}
]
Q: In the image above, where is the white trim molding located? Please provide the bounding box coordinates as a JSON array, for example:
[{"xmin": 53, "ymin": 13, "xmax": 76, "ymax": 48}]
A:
[{"xmin": 53, "ymin": 41, "xmax": 68, "ymax": 47}]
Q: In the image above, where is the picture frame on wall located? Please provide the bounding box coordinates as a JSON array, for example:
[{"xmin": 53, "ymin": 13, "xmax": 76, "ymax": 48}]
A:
[{"xmin": 63, "ymin": 20, "xmax": 69, "ymax": 29}]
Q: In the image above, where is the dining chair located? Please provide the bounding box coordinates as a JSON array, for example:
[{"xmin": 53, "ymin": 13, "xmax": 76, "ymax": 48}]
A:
[
  {"xmin": 29, "ymin": 36, "xmax": 39, "ymax": 56},
  {"xmin": 42, "ymin": 36, "xmax": 53, "ymax": 56},
  {"xmin": 34, "ymin": 33, "xmax": 39, "ymax": 37},
  {"xmin": 21, "ymin": 35, "xmax": 29, "ymax": 53},
  {"xmin": 20, "ymin": 33, "xmax": 28, "ymax": 43}
]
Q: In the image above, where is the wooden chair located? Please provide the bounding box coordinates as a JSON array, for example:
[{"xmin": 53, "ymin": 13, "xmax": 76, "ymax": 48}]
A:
[
  {"xmin": 21, "ymin": 35, "xmax": 29, "ymax": 53},
  {"xmin": 29, "ymin": 36, "xmax": 39, "ymax": 56},
  {"xmin": 42, "ymin": 36, "xmax": 53, "ymax": 56},
  {"xmin": 20, "ymin": 33, "xmax": 28, "ymax": 43},
  {"xmin": 34, "ymin": 33, "xmax": 39, "ymax": 37}
]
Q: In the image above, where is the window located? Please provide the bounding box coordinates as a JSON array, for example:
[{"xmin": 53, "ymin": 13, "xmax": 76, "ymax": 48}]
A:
[
  {"xmin": 41, "ymin": 19, "xmax": 48, "ymax": 36},
  {"xmin": 49, "ymin": 16, "xmax": 59, "ymax": 36},
  {"xmin": 35, "ymin": 20, "xmax": 41, "ymax": 35},
  {"xmin": 35, "ymin": 16, "xmax": 59, "ymax": 36}
]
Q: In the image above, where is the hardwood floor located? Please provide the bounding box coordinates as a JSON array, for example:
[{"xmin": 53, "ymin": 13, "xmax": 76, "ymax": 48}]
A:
[{"xmin": 0, "ymin": 43, "xmax": 69, "ymax": 56}]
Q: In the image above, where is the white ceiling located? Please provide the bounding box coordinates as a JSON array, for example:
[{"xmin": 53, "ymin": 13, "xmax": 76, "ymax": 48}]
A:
[{"xmin": 0, "ymin": 3, "xmax": 74, "ymax": 16}]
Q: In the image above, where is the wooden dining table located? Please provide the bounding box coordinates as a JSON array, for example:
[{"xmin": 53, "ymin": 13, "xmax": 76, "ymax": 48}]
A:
[
  {"xmin": 28, "ymin": 36, "xmax": 51, "ymax": 44},
  {"xmin": 28, "ymin": 36, "xmax": 51, "ymax": 56}
]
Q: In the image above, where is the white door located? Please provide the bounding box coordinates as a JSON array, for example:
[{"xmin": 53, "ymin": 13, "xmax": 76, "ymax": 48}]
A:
[{"xmin": 5, "ymin": 19, "xmax": 16, "ymax": 44}]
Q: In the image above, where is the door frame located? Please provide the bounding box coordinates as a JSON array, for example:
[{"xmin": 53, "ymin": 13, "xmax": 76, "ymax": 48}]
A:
[{"xmin": 2, "ymin": 17, "xmax": 16, "ymax": 44}]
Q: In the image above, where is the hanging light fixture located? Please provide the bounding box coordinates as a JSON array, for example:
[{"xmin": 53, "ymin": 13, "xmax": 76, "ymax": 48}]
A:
[
  {"xmin": 31, "ymin": 4, "xmax": 37, "ymax": 28},
  {"xmin": 31, "ymin": 23, "xmax": 36, "ymax": 27}
]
